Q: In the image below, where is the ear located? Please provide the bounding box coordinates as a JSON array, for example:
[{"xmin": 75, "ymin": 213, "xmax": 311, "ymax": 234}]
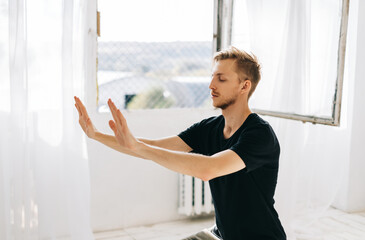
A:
[{"xmin": 240, "ymin": 79, "xmax": 251, "ymax": 93}]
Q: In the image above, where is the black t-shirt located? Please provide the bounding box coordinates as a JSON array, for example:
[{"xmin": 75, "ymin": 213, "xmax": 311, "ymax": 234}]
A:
[{"xmin": 178, "ymin": 113, "xmax": 286, "ymax": 240}]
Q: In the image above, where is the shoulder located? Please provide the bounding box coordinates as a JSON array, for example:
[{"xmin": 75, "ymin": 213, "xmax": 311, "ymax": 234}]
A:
[
  {"xmin": 178, "ymin": 115, "xmax": 223, "ymax": 138},
  {"xmin": 240, "ymin": 114, "xmax": 280, "ymax": 150},
  {"xmin": 196, "ymin": 115, "xmax": 223, "ymax": 127},
  {"xmin": 247, "ymin": 113, "xmax": 269, "ymax": 126},
  {"xmin": 178, "ymin": 115, "xmax": 223, "ymax": 152},
  {"xmin": 245, "ymin": 113, "xmax": 275, "ymax": 134}
]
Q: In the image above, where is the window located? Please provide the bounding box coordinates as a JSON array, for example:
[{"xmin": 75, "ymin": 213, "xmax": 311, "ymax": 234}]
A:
[
  {"xmin": 96, "ymin": 0, "xmax": 214, "ymax": 112},
  {"xmin": 217, "ymin": 0, "xmax": 349, "ymax": 126}
]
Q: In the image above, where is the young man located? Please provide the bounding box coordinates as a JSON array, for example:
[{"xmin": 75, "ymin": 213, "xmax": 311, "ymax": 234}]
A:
[{"xmin": 74, "ymin": 46, "xmax": 286, "ymax": 240}]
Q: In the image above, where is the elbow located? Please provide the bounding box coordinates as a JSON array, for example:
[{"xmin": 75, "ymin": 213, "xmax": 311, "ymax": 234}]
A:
[
  {"xmin": 198, "ymin": 168, "xmax": 215, "ymax": 182},
  {"xmin": 198, "ymin": 175, "xmax": 209, "ymax": 182},
  {"xmin": 194, "ymin": 156, "xmax": 218, "ymax": 181}
]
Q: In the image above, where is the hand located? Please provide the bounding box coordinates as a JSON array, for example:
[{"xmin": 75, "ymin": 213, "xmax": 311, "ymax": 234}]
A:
[
  {"xmin": 74, "ymin": 96, "xmax": 98, "ymax": 139},
  {"xmin": 107, "ymin": 99, "xmax": 139, "ymax": 150}
]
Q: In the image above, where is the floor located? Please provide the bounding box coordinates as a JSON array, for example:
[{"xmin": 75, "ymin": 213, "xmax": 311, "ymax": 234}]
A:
[
  {"xmin": 94, "ymin": 208, "xmax": 365, "ymax": 240},
  {"xmin": 94, "ymin": 215, "xmax": 215, "ymax": 240},
  {"xmin": 294, "ymin": 207, "xmax": 365, "ymax": 240}
]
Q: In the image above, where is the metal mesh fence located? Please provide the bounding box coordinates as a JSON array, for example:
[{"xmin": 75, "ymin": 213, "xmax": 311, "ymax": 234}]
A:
[{"xmin": 97, "ymin": 41, "xmax": 213, "ymax": 111}]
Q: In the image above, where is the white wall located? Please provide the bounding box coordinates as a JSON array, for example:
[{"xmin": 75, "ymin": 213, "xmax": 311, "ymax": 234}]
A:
[
  {"xmin": 87, "ymin": 0, "xmax": 365, "ymax": 232},
  {"xmin": 87, "ymin": 109, "xmax": 219, "ymax": 232}
]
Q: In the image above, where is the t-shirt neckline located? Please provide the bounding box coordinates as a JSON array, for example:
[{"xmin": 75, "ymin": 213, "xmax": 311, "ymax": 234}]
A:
[{"xmin": 220, "ymin": 113, "xmax": 256, "ymax": 141}]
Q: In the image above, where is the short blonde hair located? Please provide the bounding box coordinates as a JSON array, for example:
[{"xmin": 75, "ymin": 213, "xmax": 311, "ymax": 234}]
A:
[{"xmin": 214, "ymin": 46, "xmax": 261, "ymax": 99}]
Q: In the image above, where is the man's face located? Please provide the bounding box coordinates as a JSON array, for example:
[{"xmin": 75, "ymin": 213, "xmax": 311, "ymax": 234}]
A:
[{"xmin": 209, "ymin": 59, "xmax": 243, "ymax": 110}]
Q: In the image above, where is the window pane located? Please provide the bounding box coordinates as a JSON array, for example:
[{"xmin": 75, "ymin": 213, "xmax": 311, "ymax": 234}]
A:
[
  {"xmin": 231, "ymin": 0, "xmax": 342, "ymax": 117},
  {"xmin": 97, "ymin": 0, "xmax": 213, "ymax": 111}
]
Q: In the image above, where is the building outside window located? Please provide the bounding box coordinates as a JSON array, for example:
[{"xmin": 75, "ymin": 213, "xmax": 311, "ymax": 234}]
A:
[{"xmin": 97, "ymin": 0, "xmax": 214, "ymax": 112}]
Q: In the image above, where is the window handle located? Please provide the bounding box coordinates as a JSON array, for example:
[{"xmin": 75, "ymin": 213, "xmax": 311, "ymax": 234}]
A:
[{"xmin": 97, "ymin": 11, "xmax": 100, "ymax": 37}]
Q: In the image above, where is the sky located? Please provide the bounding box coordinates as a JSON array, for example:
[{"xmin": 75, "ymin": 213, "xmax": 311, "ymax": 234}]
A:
[{"xmin": 98, "ymin": 0, "xmax": 214, "ymax": 42}]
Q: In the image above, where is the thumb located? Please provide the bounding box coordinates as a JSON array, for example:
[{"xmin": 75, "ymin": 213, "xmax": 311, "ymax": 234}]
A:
[
  {"xmin": 86, "ymin": 118, "xmax": 92, "ymax": 126},
  {"xmin": 109, "ymin": 120, "xmax": 117, "ymax": 133}
]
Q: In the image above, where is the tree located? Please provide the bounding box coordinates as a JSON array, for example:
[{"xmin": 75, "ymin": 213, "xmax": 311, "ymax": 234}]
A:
[{"xmin": 127, "ymin": 87, "xmax": 175, "ymax": 109}]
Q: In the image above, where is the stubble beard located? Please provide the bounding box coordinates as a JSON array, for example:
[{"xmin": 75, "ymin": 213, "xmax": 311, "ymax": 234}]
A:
[{"xmin": 214, "ymin": 95, "xmax": 238, "ymax": 110}]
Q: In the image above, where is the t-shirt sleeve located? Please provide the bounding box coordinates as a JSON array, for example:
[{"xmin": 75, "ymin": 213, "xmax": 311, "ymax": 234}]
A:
[
  {"xmin": 178, "ymin": 121, "xmax": 203, "ymax": 152},
  {"xmin": 230, "ymin": 125, "xmax": 280, "ymax": 173}
]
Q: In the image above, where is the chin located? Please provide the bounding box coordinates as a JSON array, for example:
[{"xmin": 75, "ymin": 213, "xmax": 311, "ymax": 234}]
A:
[
  {"xmin": 213, "ymin": 104, "xmax": 225, "ymax": 110},
  {"xmin": 212, "ymin": 101, "xmax": 220, "ymax": 109}
]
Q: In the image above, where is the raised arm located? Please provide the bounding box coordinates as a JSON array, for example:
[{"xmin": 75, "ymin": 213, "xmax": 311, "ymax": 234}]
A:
[
  {"xmin": 74, "ymin": 96, "xmax": 139, "ymax": 157},
  {"xmin": 92, "ymin": 133, "xmax": 192, "ymax": 159},
  {"xmin": 138, "ymin": 136, "xmax": 192, "ymax": 152},
  {"xmin": 107, "ymin": 98, "xmax": 246, "ymax": 181},
  {"xmin": 74, "ymin": 97, "xmax": 192, "ymax": 158}
]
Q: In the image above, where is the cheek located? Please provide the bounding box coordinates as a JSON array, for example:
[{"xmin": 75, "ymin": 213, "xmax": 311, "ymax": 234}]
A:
[{"xmin": 227, "ymin": 84, "xmax": 241, "ymax": 93}]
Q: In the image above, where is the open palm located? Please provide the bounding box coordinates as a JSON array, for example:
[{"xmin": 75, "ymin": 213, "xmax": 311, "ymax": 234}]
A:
[
  {"xmin": 74, "ymin": 96, "xmax": 98, "ymax": 139},
  {"xmin": 107, "ymin": 99, "xmax": 138, "ymax": 150}
]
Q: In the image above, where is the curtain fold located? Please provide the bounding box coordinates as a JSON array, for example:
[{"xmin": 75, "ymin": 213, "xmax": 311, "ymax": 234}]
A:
[
  {"xmin": 235, "ymin": 0, "xmax": 341, "ymax": 117},
  {"xmin": 0, "ymin": 0, "xmax": 93, "ymax": 239},
  {"xmin": 232, "ymin": 0, "xmax": 346, "ymax": 239}
]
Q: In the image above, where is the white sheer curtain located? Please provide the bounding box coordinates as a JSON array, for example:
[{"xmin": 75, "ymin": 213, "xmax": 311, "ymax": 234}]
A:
[
  {"xmin": 231, "ymin": 0, "xmax": 346, "ymax": 239},
  {"xmin": 232, "ymin": 0, "xmax": 341, "ymax": 117},
  {"xmin": 0, "ymin": 0, "xmax": 94, "ymax": 239}
]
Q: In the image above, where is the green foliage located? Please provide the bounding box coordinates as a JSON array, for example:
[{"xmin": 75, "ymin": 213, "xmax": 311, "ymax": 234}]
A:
[{"xmin": 127, "ymin": 87, "xmax": 175, "ymax": 109}]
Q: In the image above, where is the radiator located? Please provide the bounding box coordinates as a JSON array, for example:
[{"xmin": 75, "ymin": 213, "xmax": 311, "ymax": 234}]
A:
[{"xmin": 178, "ymin": 175, "xmax": 215, "ymax": 216}]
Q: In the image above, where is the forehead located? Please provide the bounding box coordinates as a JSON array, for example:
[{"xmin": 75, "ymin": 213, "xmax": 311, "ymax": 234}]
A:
[{"xmin": 212, "ymin": 59, "xmax": 237, "ymax": 74}]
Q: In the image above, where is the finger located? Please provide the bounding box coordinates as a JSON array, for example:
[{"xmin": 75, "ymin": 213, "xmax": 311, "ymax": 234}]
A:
[
  {"xmin": 109, "ymin": 99, "xmax": 127, "ymax": 124},
  {"xmin": 75, "ymin": 103, "xmax": 82, "ymax": 117},
  {"xmin": 108, "ymin": 100, "xmax": 129, "ymax": 136},
  {"xmin": 116, "ymin": 109, "xmax": 128, "ymax": 133},
  {"xmin": 107, "ymin": 99, "xmax": 118, "ymax": 124},
  {"xmin": 108, "ymin": 120, "xmax": 117, "ymax": 134},
  {"xmin": 74, "ymin": 97, "xmax": 83, "ymax": 117},
  {"xmin": 74, "ymin": 96, "xmax": 82, "ymax": 117},
  {"xmin": 108, "ymin": 99, "xmax": 123, "ymax": 128},
  {"xmin": 86, "ymin": 117, "xmax": 92, "ymax": 127},
  {"xmin": 76, "ymin": 103, "xmax": 83, "ymax": 117},
  {"xmin": 74, "ymin": 96, "xmax": 90, "ymax": 119}
]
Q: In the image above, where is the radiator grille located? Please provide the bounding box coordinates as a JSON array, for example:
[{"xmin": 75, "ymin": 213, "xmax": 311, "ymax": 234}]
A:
[{"xmin": 178, "ymin": 175, "xmax": 214, "ymax": 216}]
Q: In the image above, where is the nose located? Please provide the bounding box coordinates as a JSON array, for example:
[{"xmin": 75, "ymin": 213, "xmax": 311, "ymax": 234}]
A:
[{"xmin": 209, "ymin": 78, "xmax": 215, "ymax": 90}]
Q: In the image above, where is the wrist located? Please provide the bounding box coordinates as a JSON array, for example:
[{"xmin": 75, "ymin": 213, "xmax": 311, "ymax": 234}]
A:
[
  {"xmin": 134, "ymin": 140, "xmax": 145, "ymax": 152},
  {"xmin": 93, "ymin": 131, "xmax": 103, "ymax": 141}
]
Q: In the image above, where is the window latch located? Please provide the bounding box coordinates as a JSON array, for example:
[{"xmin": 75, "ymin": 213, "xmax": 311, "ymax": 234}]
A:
[{"xmin": 97, "ymin": 11, "xmax": 100, "ymax": 37}]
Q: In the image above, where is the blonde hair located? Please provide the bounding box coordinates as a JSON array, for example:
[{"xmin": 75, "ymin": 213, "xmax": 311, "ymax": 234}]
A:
[{"xmin": 213, "ymin": 46, "xmax": 261, "ymax": 99}]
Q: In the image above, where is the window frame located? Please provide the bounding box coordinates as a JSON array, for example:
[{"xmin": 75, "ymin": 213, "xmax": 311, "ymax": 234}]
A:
[
  {"xmin": 214, "ymin": 0, "xmax": 350, "ymax": 126},
  {"xmin": 95, "ymin": 0, "xmax": 216, "ymax": 112}
]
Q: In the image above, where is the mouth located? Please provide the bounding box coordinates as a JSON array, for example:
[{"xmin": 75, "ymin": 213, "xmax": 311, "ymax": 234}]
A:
[{"xmin": 211, "ymin": 92, "xmax": 219, "ymax": 98}]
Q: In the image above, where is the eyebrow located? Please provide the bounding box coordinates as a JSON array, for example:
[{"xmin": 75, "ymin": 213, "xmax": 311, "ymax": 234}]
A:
[{"xmin": 211, "ymin": 73, "xmax": 225, "ymax": 77}]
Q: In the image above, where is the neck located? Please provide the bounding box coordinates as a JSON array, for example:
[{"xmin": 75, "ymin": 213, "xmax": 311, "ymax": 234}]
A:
[{"xmin": 221, "ymin": 100, "xmax": 252, "ymax": 139}]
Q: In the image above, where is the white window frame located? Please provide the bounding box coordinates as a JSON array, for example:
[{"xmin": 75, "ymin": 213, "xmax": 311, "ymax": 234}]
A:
[
  {"xmin": 214, "ymin": 0, "xmax": 350, "ymax": 126},
  {"xmin": 94, "ymin": 0, "xmax": 217, "ymax": 113}
]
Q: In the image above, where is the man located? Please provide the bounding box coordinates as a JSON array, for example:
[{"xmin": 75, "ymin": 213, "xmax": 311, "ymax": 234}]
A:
[{"xmin": 74, "ymin": 46, "xmax": 286, "ymax": 240}]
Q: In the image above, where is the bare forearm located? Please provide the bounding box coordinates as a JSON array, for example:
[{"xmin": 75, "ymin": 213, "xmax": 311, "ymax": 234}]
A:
[
  {"xmin": 135, "ymin": 141, "xmax": 210, "ymax": 180},
  {"xmin": 138, "ymin": 137, "xmax": 191, "ymax": 151},
  {"xmin": 92, "ymin": 132, "xmax": 174, "ymax": 159},
  {"xmin": 93, "ymin": 132, "xmax": 145, "ymax": 159},
  {"xmin": 93, "ymin": 133, "xmax": 208, "ymax": 178},
  {"xmin": 93, "ymin": 132, "xmax": 239, "ymax": 181}
]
